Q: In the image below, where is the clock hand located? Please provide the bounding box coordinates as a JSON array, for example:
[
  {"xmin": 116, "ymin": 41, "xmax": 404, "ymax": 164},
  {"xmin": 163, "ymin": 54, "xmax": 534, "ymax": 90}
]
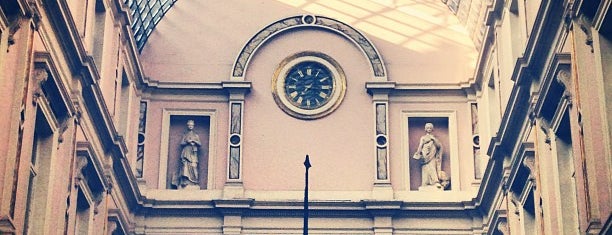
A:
[{"xmin": 301, "ymin": 84, "xmax": 313, "ymax": 95}]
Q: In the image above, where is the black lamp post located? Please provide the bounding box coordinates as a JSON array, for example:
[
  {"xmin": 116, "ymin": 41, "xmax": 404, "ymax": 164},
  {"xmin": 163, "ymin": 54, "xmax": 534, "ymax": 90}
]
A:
[{"xmin": 303, "ymin": 155, "xmax": 311, "ymax": 235}]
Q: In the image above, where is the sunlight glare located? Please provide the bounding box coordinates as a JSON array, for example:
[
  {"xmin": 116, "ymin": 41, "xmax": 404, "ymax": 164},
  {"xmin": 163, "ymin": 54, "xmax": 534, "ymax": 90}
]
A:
[
  {"xmin": 273, "ymin": 0, "xmax": 478, "ymax": 54},
  {"xmin": 275, "ymin": 0, "xmax": 309, "ymax": 7}
]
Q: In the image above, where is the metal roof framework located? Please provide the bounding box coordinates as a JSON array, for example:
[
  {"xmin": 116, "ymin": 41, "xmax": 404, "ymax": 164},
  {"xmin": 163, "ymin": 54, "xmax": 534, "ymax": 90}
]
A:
[{"xmin": 124, "ymin": 0, "xmax": 177, "ymax": 52}]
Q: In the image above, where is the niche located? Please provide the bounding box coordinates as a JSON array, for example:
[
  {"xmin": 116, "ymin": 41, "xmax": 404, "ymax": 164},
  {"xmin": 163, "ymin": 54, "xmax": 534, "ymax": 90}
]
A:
[{"xmin": 164, "ymin": 115, "xmax": 210, "ymax": 190}]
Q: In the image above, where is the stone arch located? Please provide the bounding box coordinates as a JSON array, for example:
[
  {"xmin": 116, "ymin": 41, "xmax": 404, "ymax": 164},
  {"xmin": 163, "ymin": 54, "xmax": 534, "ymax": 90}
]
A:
[{"xmin": 231, "ymin": 15, "xmax": 387, "ymax": 80}]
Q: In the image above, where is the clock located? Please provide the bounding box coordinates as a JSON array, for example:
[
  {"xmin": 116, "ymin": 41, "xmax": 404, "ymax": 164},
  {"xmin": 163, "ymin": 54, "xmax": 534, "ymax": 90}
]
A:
[
  {"xmin": 284, "ymin": 61, "xmax": 333, "ymax": 110},
  {"xmin": 272, "ymin": 52, "xmax": 346, "ymax": 119}
]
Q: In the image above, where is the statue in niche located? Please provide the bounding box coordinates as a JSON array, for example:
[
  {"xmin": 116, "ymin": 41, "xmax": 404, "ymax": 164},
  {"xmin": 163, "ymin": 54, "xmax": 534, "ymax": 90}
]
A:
[
  {"xmin": 412, "ymin": 122, "xmax": 449, "ymax": 190},
  {"xmin": 172, "ymin": 120, "xmax": 202, "ymax": 189}
]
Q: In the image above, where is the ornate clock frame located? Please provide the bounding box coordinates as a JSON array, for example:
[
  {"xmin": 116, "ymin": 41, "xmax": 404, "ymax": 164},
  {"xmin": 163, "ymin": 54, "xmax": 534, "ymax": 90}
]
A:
[{"xmin": 271, "ymin": 51, "xmax": 347, "ymax": 119}]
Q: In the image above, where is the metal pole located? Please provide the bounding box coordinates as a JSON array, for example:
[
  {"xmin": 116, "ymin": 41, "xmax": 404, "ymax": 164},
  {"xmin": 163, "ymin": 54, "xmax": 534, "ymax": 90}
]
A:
[{"xmin": 303, "ymin": 155, "xmax": 311, "ymax": 235}]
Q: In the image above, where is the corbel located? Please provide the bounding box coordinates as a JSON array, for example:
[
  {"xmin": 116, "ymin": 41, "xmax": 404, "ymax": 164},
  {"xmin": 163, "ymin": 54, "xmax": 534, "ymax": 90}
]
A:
[
  {"xmin": 555, "ymin": 68, "xmax": 573, "ymax": 104},
  {"xmin": 522, "ymin": 154, "xmax": 536, "ymax": 183},
  {"xmin": 496, "ymin": 217, "xmax": 509, "ymax": 235},
  {"xmin": 31, "ymin": 67, "xmax": 48, "ymax": 106},
  {"xmin": 577, "ymin": 14, "xmax": 594, "ymax": 52}
]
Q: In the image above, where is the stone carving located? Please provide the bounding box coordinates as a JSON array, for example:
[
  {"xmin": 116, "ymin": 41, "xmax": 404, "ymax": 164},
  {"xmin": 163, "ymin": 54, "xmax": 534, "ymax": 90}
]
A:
[
  {"xmin": 522, "ymin": 154, "xmax": 536, "ymax": 182},
  {"xmin": 375, "ymin": 104, "xmax": 388, "ymax": 180},
  {"xmin": 31, "ymin": 68, "xmax": 49, "ymax": 105},
  {"xmin": 172, "ymin": 120, "xmax": 201, "ymax": 189},
  {"xmin": 471, "ymin": 103, "xmax": 482, "ymax": 179},
  {"xmin": 233, "ymin": 17, "xmax": 302, "ymax": 77},
  {"xmin": 229, "ymin": 103, "xmax": 242, "ymax": 179},
  {"xmin": 556, "ymin": 68, "xmax": 573, "ymax": 100},
  {"xmin": 496, "ymin": 218, "xmax": 509, "ymax": 235},
  {"xmin": 317, "ymin": 16, "xmax": 385, "ymax": 77},
  {"xmin": 578, "ymin": 14, "xmax": 594, "ymax": 52},
  {"xmin": 135, "ymin": 102, "xmax": 147, "ymax": 178},
  {"xmin": 229, "ymin": 147, "xmax": 240, "ymax": 179},
  {"xmin": 232, "ymin": 15, "xmax": 385, "ymax": 78},
  {"xmin": 413, "ymin": 123, "xmax": 449, "ymax": 190},
  {"xmin": 377, "ymin": 147, "xmax": 388, "ymax": 180}
]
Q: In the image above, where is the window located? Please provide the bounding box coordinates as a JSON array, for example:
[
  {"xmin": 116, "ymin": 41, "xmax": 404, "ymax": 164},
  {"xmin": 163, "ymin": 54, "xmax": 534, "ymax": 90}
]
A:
[
  {"xmin": 487, "ymin": 73, "xmax": 502, "ymax": 133},
  {"xmin": 75, "ymin": 190, "xmax": 91, "ymax": 235},
  {"xmin": 117, "ymin": 71, "xmax": 131, "ymax": 136},
  {"xmin": 24, "ymin": 109, "xmax": 55, "ymax": 234},
  {"xmin": 92, "ymin": 0, "xmax": 106, "ymax": 67}
]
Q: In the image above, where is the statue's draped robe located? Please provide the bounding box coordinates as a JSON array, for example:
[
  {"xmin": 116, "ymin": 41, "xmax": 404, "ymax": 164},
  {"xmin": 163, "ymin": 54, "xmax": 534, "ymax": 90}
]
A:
[
  {"xmin": 178, "ymin": 130, "xmax": 201, "ymax": 185},
  {"xmin": 414, "ymin": 134, "xmax": 442, "ymax": 186}
]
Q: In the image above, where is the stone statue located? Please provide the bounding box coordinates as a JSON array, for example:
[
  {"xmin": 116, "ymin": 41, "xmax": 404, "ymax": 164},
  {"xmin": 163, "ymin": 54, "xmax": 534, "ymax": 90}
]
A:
[
  {"xmin": 413, "ymin": 123, "xmax": 448, "ymax": 190},
  {"xmin": 173, "ymin": 120, "xmax": 201, "ymax": 189}
]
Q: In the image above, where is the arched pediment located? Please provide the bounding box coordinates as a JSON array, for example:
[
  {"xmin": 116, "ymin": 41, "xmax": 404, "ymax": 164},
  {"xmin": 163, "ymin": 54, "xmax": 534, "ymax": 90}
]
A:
[{"xmin": 231, "ymin": 15, "xmax": 387, "ymax": 80}]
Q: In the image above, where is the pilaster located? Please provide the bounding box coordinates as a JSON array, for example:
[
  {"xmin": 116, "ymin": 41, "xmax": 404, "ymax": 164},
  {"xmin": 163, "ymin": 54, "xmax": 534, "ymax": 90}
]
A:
[
  {"xmin": 214, "ymin": 199, "xmax": 253, "ymax": 235},
  {"xmin": 366, "ymin": 81, "xmax": 395, "ymax": 199},
  {"xmin": 222, "ymin": 81, "xmax": 251, "ymax": 198}
]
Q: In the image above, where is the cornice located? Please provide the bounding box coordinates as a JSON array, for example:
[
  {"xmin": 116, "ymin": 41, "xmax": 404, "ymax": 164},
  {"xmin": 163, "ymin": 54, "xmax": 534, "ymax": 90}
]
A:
[
  {"xmin": 531, "ymin": 53, "xmax": 572, "ymax": 117},
  {"xmin": 135, "ymin": 197, "xmax": 476, "ymax": 218},
  {"xmin": 514, "ymin": 1, "xmax": 567, "ymax": 85},
  {"xmin": 474, "ymin": 152, "xmax": 505, "ymax": 214},
  {"xmin": 0, "ymin": 5, "xmax": 8, "ymax": 29},
  {"xmin": 592, "ymin": 0, "xmax": 612, "ymax": 33},
  {"xmin": 485, "ymin": 209, "xmax": 508, "ymax": 235},
  {"xmin": 33, "ymin": 52, "xmax": 76, "ymax": 117},
  {"xmin": 76, "ymin": 141, "xmax": 112, "ymax": 193},
  {"xmin": 484, "ymin": 0, "xmax": 504, "ymax": 26},
  {"xmin": 144, "ymin": 80, "xmax": 226, "ymax": 90},
  {"xmin": 486, "ymin": 82, "xmax": 531, "ymax": 159},
  {"xmin": 366, "ymin": 81, "xmax": 477, "ymax": 98},
  {"xmin": 471, "ymin": 24, "xmax": 495, "ymax": 90},
  {"xmin": 365, "ymin": 81, "xmax": 396, "ymax": 95},
  {"xmin": 505, "ymin": 142, "xmax": 535, "ymax": 193},
  {"xmin": 107, "ymin": 208, "xmax": 129, "ymax": 235}
]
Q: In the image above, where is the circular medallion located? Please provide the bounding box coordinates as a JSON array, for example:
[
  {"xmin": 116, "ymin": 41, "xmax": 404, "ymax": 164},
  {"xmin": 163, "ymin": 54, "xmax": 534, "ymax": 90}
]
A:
[{"xmin": 272, "ymin": 52, "xmax": 346, "ymax": 119}]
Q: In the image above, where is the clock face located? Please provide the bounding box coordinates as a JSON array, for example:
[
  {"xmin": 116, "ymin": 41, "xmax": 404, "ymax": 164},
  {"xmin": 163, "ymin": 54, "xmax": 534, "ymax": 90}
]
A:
[
  {"xmin": 272, "ymin": 52, "xmax": 346, "ymax": 119},
  {"xmin": 284, "ymin": 62, "xmax": 334, "ymax": 110}
]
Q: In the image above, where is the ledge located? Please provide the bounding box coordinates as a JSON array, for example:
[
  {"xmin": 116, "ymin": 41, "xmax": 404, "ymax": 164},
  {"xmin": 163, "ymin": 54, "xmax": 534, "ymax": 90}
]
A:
[{"xmin": 222, "ymin": 80, "xmax": 252, "ymax": 90}]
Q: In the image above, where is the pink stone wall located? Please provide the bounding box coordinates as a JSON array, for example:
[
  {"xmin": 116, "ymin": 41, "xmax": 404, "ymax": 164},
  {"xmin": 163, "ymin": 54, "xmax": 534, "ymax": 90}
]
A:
[
  {"xmin": 140, "ymin": 1, "xmax": 478, "ymax": 192},
  {"xmin": 242, "ymin": 29, "xmax": 374, "ymax": 191},
  {"xmin": 141, "ymin": 1, "xmax": 476, "ymax": 85}
]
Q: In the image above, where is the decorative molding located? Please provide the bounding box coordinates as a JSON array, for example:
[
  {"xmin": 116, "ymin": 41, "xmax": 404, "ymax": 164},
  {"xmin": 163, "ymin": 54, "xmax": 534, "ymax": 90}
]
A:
[
  {"xmin": 232, "ymin": 15, "xmax": 386, "ymax": 79},
  {"xmin": 227, "ymin": 102, "xmax": 243, "ymax": 181},
  {"xmin": 374, "ymin": 102, "xmax": 389, "ymax": 181}
]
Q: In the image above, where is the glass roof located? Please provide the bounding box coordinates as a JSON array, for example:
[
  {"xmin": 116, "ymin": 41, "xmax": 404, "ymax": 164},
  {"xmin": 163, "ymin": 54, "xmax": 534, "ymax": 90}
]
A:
[
  {"xmin": 126, "ymin": 0, "xmax": 484, "ymax": 52},
  {"xmin": 124, "ymin": 0, "xmax": 178, "ymax": 52}
]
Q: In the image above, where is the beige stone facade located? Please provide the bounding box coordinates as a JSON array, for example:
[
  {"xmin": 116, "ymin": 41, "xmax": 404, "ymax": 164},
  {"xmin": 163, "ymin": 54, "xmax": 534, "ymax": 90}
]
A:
[{"xmin": 0, "ymin": 0, "xmax": 610, "ymax": 234}]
